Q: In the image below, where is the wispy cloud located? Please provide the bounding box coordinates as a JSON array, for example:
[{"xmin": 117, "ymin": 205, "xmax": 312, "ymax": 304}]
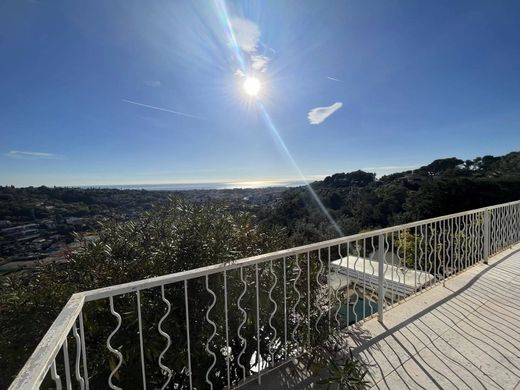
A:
[
  {"xmin": 308, "ymin": 102, "xmax": 343, "ymax": 125},
  {"xmin": 231, "ymin": 18, "xmax": 260, "ymax": 53},
  {"xmin": 234, "ymin": 69, "xmax": 246, "ymax": 77},
  {"xmin": 4, "ymin": 150, "xmax": 62, "ymax": 160},
  {"xmin": 144, "ymin": 80, "xmax": 161, "ymax": 87},
  {"xmin": 231, "ymin": 18, "xmax": 271, "ymax": 74},
  {"xmin": 251, "ymin": 55, "xmax": 269, "ymax": 72},
  {"xmin": 327, "ymin": 76, "xmax": 342, "ymax": 82},
  {"xmin": 122, "ymin": 99, "xmax": 202, "ymax": 119}
]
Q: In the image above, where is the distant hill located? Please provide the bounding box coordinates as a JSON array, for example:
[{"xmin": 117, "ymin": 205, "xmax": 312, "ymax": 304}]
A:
[{"xmin": 259, "ymin": 151, "xmax": 520, "ymax": 244}]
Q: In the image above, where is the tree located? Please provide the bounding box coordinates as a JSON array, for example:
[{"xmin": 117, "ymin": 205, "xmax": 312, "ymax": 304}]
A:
[
  {"xmin": 418, "ymin": 158, "xmax": 464, "ymax": 177},
  {"xmin": 0, "ymin": 198, "xmax": 290, "ymax": 388}
]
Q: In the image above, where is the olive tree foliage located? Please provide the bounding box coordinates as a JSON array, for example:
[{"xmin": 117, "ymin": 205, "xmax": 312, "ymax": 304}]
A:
[{"xmin": 0, "ymin": 197, "xmax": 290, "ymax": 389}]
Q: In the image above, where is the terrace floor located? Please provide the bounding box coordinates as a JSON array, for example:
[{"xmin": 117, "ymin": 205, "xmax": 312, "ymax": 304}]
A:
[
  {"xmin": 244, "ymin": 244, "xmax": 520, "ymax": 389},
  {"xmin": 351, "ymin": 244, "xmax": 520, "ymax": 390}
]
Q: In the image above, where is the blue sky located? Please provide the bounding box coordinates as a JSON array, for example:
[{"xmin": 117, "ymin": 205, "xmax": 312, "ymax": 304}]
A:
[{"xmin": 1, "ymin": 0, "xmax": 519, "ymax": 187}]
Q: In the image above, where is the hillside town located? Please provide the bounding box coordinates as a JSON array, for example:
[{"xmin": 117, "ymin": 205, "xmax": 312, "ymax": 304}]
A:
[{"xmin": 0, "ymin": 185, "xmax": 287, "ymax": 273}]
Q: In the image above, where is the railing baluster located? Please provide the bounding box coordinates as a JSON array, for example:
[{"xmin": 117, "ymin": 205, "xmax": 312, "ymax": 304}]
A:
[
  {"xmin": 442, "ymin": 220, "xmax": 446, "ymax": 284},
  {"xmin": 428, "ymin": 224, "xmax": 435, "ymax": 288},
  {"xmin": 368, "ymin": 237, "xmax": 377, "ymax": 316},
  {"xmin": 438, "ymin": 221, "xmax": 443, "ymax": 279},
  {"xmin": 306, "ymin": 252, "xmax": 311, "ymax": 347},
  {"xmin": 224, "ymin": 270, "xmax": 231, "ymax": 389},
  {"xmin": 472, "ymin": 213, "xmax": 476, "ymax": 263},
  {"xmin": 414, "ymin": 226, "xmax": 418, "ymax": 290},
  {"xmin": 433, "ymin": 222, "xmax": 438, "ymax": 281},
  {"xmin": 268, "ymin": 260, "xmax": 278, "ymax": 365},
  {"xmin": 283, "ymin": 257, "xmax": 288, "ymax": 361},
  {"xmin": 362, "ymin": 239, "xmax": 367, "ymax": 320},
  {"xmin": 158, "ymin": 286, "xmax": 172, "ymax": 390},
  {"xmin": 402, "ymin": 232, "xmax": 407, "ymax": 289},
  {"xmin": 78, "ymin": 311, "xmax": 89, "ymax": 390},
  {"xmin": 205, "ymin": 275, "xmax": 217, "ymax": 390},
  {"xmin": 450, "ymin": 218, "xmax": 454, "ymax": 274},
  {"xmin": 505, "ymin": 206, "xmax": 510, "ymax": 247},
  {"xmin": 346, "ymin": 241, "xmax": 351, "ymax": 327},
  {"xmin": 136, "ymin": 291, "xmax": 147, "ymax": 390},
  {"xmin": 497, "ymin": 208, "xmax": 501, "ymax": 251},
  {"xmin": 418, "ymin": 225, "xmax": 424, "ymax": 287},
  {"xmin": 315, "ymin": 250, "xmax": 325, "ymax": 333},
  {"xmin": 237, "ymin": 267, "xmax": 248, "ymax": 382},
  {"xmin": 62, "ymin": 338, "xmax": 72, "ymax": 390},
  {"xmin": 50, "ymin": 359, "xmax": 62, "ymax": 390},
  {"xmin": 107, "ymin": 297, "xmax": 123, "ymax": 390},
  {"xmin": 470, "ymin": 214, "xmax": 474, "ymax": 265},
  {"xmin": 255, "ymin": 263, "xmax": 262, "ymax": 384},
  {"xmin": 327, "ymin": 247, "xmax": 331, "ymax": 334},
  {"xmin": 184, "ymin": 280, "xmax": 193, "ymax": 390},
  {"xmin": 377, "ymin": 234, "xmax": 385, "ymax": 323},
  {"xmin": 448, "ymin": 218, "xmax": 455, "ymax": 275},
  {"xmin": 72, "ymin": 321, "xmax": 85, "ymax": 390},
  {"xmin": 383, "ymin": 234, "xmax": 389, "ymax": 299},
  {"xmin": 351, "ymin": 243, "xmax": 360, "ymax": 323},
  {"xmin": 334, "ymin": 245, "xmax": 344, "ymax": 329},
  {"xmin": 395, "ymin": 231, "xmax": 402, "ymax": 300},
  {"xmin": 293, "ymin": 254, "xmax": 303, "ymax": 341},
  {"xmin": 491, "ymin": 209, "xmax": 496, "ymax": 255},
  {"xmin": 424, "ymin": 224, "xmax": 428, "ymax": 284},
  {"xmin": 467, "ymin": 215, "xmax": 472, "ymax": 265},
  {"xmin": 455, "ymin": 216, "xmax": 459, "ymax": 273},
  {"xmin": 390, "ymin": 233, "xmax": 395, "ymax": 303}
]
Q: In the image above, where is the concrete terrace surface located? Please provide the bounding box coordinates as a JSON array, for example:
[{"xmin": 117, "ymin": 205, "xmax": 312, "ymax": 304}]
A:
[{"xmin": 350, "ymin": 244, "xmax": 520, "ymax": 390}]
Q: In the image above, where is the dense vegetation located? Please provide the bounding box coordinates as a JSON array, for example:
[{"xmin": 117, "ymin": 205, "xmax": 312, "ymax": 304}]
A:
[
  {"xmin": 0, "ymin": 199, "xmax": 291, "ymax": 389},
  {"xmin": 261, "ymin": 152, "xmax": 520, "ymax": 244}
]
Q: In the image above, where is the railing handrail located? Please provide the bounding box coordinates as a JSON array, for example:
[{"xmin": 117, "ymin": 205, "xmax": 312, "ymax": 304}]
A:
[
  {"xmin": 8, "ymin": 294, "xmax": 85, "ymax": 390},
  {"xmin": 82, "ymin": 200, "xmax": 520, "ymax": 301},
  {"xmin": 8, "ymin": 199, "xmax": 520, "ymax": 389}
]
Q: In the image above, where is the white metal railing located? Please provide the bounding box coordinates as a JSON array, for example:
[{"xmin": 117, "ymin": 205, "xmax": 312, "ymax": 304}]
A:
[{"xmin": 8, "ymin": 200, "xmax": 520, "ymax": 389}]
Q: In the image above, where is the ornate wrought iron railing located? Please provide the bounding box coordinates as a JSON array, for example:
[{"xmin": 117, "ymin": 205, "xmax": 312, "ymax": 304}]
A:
[{"xmin": 8, "ymin": 200, "xmax": 520, "ymax": 389}]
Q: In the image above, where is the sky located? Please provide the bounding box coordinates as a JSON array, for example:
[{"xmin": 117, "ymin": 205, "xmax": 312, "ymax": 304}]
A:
[{"xmin": 1, "ymin": 0, "xmax": 520, "ymax": 187}]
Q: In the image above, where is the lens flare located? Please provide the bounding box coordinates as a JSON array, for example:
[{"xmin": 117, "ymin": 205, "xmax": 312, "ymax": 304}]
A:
[
  {"xmin": 257, "ymin": 102, "xmax": 344, "ymax": 236},
  {"xmin": 212, "ymin": 0, "xmax": 343, "ymax": 236}
]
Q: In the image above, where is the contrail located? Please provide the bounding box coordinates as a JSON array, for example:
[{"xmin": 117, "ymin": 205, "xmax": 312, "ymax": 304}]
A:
[
  {"xmin": 121, "ymin": 99, "xmax": 203, "ymax": 119},
  {"xmin": 327, "ymin": 76, "xmax": 342, "ymax": 82}
]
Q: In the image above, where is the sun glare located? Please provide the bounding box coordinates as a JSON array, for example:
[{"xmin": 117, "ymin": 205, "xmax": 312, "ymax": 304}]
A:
[{"xmin": 243, "ymin": 77, "xmax": 261, "ymax": 97}]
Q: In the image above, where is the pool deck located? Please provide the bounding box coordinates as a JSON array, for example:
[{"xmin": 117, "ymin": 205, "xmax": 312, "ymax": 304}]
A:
[
  {"xmin": 350, "ymin": 244, "xmax": 520, "ymax": 389},
  {"xmin": 330, "ymin": 255, "xmax": 435, "ymax": 298}
]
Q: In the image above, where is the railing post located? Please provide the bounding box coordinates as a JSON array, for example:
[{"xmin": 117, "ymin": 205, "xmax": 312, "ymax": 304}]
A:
[
  {"xmin": 484, "ymin": 208, "xmax": 490, "ymax": 264},
  {"xmin": 377, "ymin": 234, "xmax": 385, "ymax": 323}
]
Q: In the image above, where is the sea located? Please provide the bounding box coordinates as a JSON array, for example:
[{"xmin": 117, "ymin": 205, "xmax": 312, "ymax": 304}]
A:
[{"xmin": 84, "ymin": 180, "xmax": 308, "ymax": 191}]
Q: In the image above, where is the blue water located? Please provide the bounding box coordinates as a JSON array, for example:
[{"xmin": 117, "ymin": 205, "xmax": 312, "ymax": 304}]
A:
[
  {"xmin": 83, "ymin": 180, "xmax": 306, "ymax": 191},
  {"xmin": 339, "ymin": 299, "xmax": 378, "ymax": 325}
]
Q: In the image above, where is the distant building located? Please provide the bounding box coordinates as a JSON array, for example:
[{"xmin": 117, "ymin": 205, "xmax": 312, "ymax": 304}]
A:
[
  {"xmin": 1, "ymin": 224, "xmax": 40, "ymax": 239},
  {"xmin": 0, "ymin": 220, "xmax": 11, "ymax": 228},
  {"xmin": 40, "ymin": 219, "xmax": 56, "ymax": 229},
  {"xmin": 65, "ymin": 217, "xmax": 85, "ymax": 225}
]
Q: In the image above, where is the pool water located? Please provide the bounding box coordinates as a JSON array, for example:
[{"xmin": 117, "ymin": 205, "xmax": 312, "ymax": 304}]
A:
[{"xmin": 338, "ymin": 298, "xmax": 378, "ymax": 325}]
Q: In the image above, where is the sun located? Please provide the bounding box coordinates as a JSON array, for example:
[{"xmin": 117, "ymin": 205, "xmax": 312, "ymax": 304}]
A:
[{"xmin": 243, "ymin": 77, "xmax": 261, "ymax": 97}]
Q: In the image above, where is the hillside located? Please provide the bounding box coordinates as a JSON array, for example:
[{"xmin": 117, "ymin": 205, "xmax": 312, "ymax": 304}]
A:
[{"xmin": 259, "ymin": 152, "xmax": 520, "ymax": 244}]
